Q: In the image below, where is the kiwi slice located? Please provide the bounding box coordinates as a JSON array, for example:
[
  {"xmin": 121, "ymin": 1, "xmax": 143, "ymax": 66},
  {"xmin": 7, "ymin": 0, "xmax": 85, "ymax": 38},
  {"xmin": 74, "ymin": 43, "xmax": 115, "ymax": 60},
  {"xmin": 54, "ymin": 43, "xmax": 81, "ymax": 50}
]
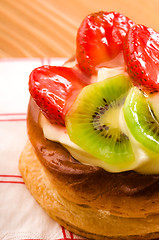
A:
[
  {"xmin": 123, "ymin": 87, "xmax": 159, "ymax": 154},
  {"xmin": 66, "ymin": 75, "xmax": 135, "ymax": 169}
]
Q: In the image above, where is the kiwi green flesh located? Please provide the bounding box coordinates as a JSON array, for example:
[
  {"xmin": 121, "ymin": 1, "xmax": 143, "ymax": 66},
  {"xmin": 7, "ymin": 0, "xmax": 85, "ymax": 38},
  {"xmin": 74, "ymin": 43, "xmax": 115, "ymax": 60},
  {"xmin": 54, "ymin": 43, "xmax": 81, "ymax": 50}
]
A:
[
  {"xmin": 124, "ymin": 87, "xmax": 159, "ymax": 154},
  {"xmin": 66, "ymin": 75, "xmax": 135, "ymax": 167}
]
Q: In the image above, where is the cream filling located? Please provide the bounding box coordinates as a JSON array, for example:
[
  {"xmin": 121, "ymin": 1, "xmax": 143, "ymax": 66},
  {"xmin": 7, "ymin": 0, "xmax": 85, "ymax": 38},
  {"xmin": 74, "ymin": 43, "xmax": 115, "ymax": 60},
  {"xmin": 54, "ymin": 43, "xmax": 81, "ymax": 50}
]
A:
[
  {"xmin": 39, "ymin": 67, "xmax": 159, "ymax": 174},
  {"xmin": 97, "ymin": 66, "xmax": 125, "ymax": 82}
]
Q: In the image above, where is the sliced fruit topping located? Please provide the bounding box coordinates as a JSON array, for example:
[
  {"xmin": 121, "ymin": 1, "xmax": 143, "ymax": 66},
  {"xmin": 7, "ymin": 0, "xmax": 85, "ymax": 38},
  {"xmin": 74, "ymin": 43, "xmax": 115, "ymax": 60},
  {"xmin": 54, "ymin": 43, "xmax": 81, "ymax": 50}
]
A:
[
  {"xmin": 123, "ymin": 87, "xmax": 159, "ymax": 153},
  {"xmin": 29, "ymin": 65, "xmax": 87, "ymax": 126},
  {"xmin": 66, "ymin": 75, "xmax": 135, "ymax": 169},
  {"xmin": 123, "ymin": 24, "xmax": 159, "ymax": 94},
  {"xmin": 76, "ymin": 11, "xmax": 134, "ymax": 76}
]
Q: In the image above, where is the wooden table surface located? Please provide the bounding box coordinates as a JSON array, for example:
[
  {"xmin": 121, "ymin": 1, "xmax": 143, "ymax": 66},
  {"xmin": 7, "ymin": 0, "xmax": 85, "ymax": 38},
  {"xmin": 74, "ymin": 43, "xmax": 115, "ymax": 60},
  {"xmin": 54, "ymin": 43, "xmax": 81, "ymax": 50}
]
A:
[{"xmin": 0, "ymin": 0, "xmax": 159, "ymax": 58}]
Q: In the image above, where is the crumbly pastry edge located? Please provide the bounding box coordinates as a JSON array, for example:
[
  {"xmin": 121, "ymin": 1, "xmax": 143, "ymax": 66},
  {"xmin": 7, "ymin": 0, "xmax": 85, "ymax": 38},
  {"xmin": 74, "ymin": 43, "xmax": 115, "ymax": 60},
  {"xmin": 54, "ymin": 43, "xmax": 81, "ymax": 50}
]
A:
[{"xmin": 19, "ymin": 140, "xmax": 159, "ymax": 240}]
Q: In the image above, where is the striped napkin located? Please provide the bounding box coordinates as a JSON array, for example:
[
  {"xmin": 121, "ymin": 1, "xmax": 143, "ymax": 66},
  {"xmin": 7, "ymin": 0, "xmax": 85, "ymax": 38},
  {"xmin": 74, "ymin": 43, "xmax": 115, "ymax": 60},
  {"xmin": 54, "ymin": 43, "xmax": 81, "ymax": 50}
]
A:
[{"xmin": 0, "ymin": 58, "xmax": 85, "ymax": 240}]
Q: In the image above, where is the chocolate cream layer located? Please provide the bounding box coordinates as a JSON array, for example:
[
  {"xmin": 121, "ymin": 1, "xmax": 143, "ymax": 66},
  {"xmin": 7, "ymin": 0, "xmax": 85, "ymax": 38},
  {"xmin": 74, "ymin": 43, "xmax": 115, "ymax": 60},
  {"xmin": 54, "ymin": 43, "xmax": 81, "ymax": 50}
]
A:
[{"xmin": 27, "ymin": 97, "xmax": 159, "ymax": 218}]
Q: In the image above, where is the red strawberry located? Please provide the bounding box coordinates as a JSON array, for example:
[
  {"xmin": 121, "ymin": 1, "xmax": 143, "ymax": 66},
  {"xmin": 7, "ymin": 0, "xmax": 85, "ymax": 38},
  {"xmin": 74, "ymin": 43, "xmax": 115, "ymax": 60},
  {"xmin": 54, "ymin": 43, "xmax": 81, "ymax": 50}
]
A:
[
  {"xmin": 29, "ymin": 66, "xmax": 87, "ymax": 126},
  {"xmin": 76, "ymin": 11, "xmax": 134, "ymax": 76},
  {"xmin": 123, "ymin": 24, "xmax": 159, "ymax": 93}
]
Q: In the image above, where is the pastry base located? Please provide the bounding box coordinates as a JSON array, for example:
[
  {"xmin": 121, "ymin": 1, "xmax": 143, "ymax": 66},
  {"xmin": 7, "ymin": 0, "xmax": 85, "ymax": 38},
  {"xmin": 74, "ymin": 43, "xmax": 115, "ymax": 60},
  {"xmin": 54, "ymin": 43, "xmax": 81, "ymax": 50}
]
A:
[{"xmin": 19, "ymin": 141, "xmax": 159, "ymax": 240}]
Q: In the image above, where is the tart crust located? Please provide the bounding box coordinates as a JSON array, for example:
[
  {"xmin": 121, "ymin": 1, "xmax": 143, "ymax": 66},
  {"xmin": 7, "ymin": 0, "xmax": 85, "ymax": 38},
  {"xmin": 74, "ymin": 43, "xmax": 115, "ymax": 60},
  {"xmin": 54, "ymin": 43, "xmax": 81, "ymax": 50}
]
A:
[{"xmin": 19, "ymin": 141, "xmax": 159, "ymax": 240}]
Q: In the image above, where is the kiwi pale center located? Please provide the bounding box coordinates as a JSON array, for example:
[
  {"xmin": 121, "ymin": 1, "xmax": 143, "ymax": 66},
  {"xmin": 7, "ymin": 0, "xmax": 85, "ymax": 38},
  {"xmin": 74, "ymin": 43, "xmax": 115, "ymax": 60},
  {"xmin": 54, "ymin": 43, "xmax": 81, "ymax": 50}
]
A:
[
  {"xmin": 92, "ymin": 97, "xmax": 127, "ymax": 143},
  {"xmin": 93, "ymin": 96, "xmax": 122, "ymax": 125},
  {"xmin": 100, "ymin": 104, "xmax": 121, "ymax": 129}
]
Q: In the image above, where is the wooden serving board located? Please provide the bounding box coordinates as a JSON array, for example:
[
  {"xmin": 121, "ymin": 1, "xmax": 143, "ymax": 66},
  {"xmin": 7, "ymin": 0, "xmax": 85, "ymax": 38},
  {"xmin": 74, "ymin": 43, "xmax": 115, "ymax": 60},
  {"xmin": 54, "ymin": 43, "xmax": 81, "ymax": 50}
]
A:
[{"xmin": 0, "ymin": 0, "xmax": 159, "ymax": 58}]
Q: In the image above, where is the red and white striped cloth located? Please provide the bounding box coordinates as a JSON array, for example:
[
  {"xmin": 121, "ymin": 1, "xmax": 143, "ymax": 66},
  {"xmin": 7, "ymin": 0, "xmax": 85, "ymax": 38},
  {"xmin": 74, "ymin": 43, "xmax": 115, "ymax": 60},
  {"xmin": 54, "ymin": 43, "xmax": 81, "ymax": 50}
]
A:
[{"xmin": 0, "ymin": 58, "xmax": 85, "ymax": 240}]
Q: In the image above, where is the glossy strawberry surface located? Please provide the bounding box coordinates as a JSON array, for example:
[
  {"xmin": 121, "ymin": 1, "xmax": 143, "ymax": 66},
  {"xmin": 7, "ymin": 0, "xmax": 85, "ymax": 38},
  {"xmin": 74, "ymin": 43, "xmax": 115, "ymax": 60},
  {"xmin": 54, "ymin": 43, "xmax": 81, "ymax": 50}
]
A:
[
  {"xmin": 124, "ymin": 24, "xmax": 159, "ymax": 93},
  {"xmin": 29, "ymin": 66, "xmax": 87, "ymax": 126},
  {"xmin": 76, "ymin": 11, "xmax": 134, "ymax": 76}
]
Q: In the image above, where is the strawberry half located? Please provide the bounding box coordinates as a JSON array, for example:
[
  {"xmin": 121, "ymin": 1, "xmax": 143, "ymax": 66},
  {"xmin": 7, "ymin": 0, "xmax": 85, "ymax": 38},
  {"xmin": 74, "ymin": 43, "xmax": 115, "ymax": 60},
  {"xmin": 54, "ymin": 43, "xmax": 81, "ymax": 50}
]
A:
[
  {"xmin": 76, "ymin": 11, "xmax": 134, "ymax": 76},
  {"xmin": 29, "ymin": 66, "xmax": 87, "ymax": 126},
  {"xmin": 123, "ymin": 24, "xmax": 159, "ymax": 93}
]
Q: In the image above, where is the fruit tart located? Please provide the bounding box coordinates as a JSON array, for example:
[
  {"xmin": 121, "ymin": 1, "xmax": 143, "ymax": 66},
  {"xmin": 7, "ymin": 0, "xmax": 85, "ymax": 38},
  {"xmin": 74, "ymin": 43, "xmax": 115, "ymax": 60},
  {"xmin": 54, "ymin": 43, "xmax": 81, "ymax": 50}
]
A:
[{"xmin": 19, "ymin": 11, "xmax": 159, "ymax": 240}]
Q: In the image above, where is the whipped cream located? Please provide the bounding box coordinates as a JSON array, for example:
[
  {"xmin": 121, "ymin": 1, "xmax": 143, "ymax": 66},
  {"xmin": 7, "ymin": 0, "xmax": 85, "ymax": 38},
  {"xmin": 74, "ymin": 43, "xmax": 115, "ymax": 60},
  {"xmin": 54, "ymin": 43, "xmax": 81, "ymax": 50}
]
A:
[{"xmin": 39, "ymin": 67, "xmax": 159, "ymax": 174}]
